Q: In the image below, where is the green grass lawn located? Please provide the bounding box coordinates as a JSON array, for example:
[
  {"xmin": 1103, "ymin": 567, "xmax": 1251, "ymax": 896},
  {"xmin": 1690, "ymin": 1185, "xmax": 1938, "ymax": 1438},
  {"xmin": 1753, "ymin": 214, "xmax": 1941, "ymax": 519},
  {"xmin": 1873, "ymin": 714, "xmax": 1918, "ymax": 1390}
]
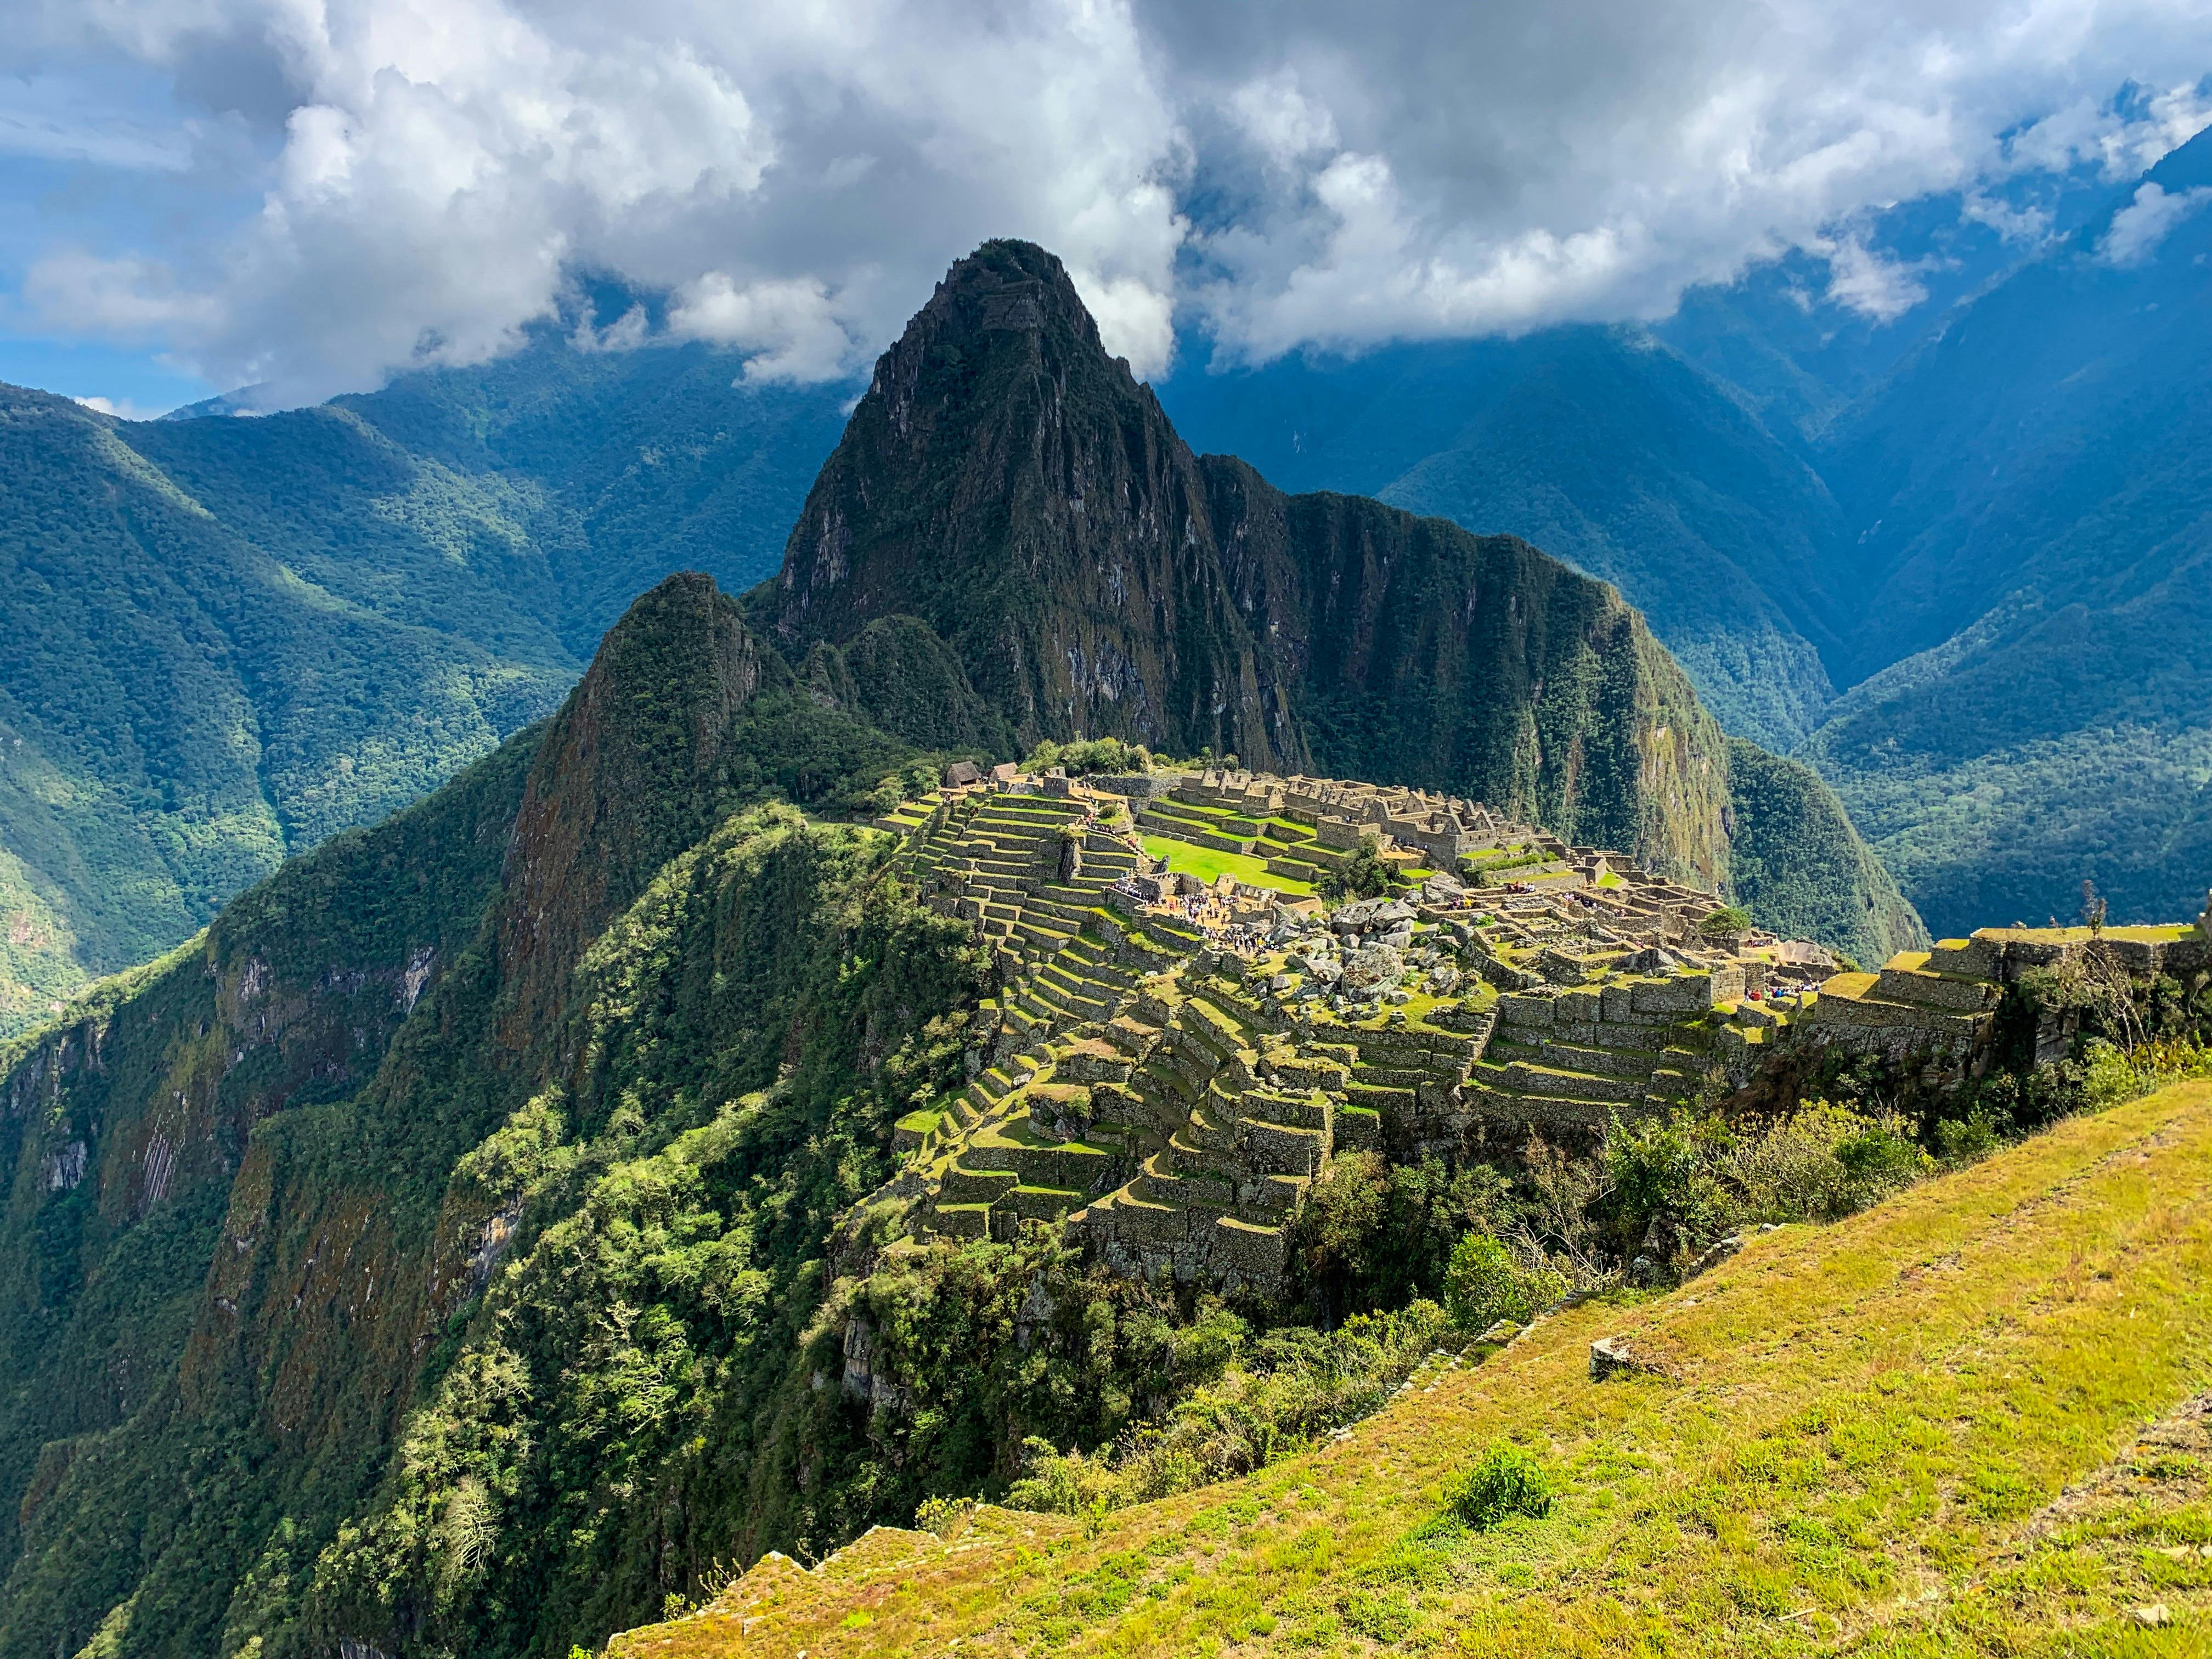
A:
[
  {"xmin": 615, "ymin": 1077, "xmax": 2212, "ymax": 1658},
  {"xmin": 1142, "ymin": 836, "xmax": 1316, "ymax": 896}
]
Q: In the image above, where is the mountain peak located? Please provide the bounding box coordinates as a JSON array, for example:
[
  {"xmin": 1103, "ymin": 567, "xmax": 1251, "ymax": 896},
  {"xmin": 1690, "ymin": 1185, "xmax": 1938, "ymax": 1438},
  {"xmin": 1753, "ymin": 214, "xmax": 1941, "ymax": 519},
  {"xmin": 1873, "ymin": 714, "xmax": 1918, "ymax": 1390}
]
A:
[
  {"xmin": 751, "ymin": 239, "xmax": 1753, "ymax": 890},
  {"xmin": 753, "ymin": 238, "xmax": 1266, "ymax": 758},
  {"xmin": 918, "ymin": 238, "xmax": 1107, "ymax": 356},
  {"xmin": 495, "ymin": 571, "xmax": 763, "ymax": 1046}
]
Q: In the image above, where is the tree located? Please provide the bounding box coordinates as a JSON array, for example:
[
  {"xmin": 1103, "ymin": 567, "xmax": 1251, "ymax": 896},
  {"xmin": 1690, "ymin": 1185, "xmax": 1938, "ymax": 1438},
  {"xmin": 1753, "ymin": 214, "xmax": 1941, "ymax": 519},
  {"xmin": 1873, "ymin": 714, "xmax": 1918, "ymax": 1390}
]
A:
[{"xmin": 1322, "ymin": 835, "xmax": 1395, "ymax": 900}]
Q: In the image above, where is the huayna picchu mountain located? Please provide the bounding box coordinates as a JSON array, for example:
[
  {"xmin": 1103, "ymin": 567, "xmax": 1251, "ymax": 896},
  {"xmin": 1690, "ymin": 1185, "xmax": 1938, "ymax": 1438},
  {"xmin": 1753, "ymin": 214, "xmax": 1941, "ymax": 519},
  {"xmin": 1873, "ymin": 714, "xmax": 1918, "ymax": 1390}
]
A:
[{"xmin": 0, "ymin": 244, "xmax": 1965, "ymax": 1659}]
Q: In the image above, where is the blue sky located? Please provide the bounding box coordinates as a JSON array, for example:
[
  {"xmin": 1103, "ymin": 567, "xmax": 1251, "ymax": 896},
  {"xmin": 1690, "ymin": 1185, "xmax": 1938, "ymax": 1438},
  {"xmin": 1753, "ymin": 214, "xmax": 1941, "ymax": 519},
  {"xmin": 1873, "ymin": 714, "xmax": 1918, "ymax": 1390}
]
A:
[{"xmin": 2, "ymin": 1, "xmax": 2207, "ymax": 417}]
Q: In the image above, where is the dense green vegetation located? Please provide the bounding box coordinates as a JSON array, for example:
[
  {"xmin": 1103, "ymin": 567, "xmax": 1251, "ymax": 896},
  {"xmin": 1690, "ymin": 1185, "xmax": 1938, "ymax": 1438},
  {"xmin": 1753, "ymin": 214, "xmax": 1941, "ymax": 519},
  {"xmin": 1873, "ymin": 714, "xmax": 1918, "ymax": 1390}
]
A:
[
  {"xmin": 280, "ymin": 806, "xmax": 989, "ymax": 1654},
  {"xmin": 0, "ymin": 551, "xmax": 2197, "ymax": 1658},
  {"xmin": 1721, "ymin": 737, "xmax": 1925, "ymax": 964},
  {"xmin": 0, "ymin": 345, "xmax": 844, "ymax": 1036},
  {"xmin": 658, "ymin": 1069, "xmax": 2212, "ymax": 1656},
  {"xmin": 0, "ymin": 577, "xmax": 955, "ymax": 1658}
]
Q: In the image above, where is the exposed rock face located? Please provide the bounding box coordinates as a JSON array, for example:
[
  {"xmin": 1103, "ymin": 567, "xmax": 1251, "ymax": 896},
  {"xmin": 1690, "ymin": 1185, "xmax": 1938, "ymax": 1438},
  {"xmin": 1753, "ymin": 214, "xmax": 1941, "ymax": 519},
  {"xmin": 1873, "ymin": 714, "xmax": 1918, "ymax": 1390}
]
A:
[
  {"xmin": 764, "ymin": 239, "xmax": 1291, "ymax": 771},
  {"xmin": 756, "ymin": 240, "xmax": 1734, "ymax": 886}
]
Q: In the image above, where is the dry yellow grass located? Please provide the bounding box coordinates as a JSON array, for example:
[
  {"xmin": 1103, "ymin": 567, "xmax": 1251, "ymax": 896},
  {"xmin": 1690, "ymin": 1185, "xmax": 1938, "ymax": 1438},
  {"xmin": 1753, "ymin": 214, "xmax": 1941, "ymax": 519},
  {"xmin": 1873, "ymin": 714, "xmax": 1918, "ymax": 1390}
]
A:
[{"xmin": 611, "ymin": 1079, "xmax": 2212, "ymax": 1657}]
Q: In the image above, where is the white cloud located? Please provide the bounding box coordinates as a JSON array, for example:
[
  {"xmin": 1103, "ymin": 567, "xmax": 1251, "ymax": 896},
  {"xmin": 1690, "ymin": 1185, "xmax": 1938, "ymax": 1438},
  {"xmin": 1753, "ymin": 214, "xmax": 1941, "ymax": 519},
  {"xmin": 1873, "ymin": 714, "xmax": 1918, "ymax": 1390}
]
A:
[
  {"xmin": 1158, "ymin": 2, "xmax": 2212, "ymax": 355},
  {"xmin": 2100, "ymin": 178, "xmax": 2212, "ymax": 263},
  {"xmin": 71, "ymin": 393, "xmax": 166, "ymax": 420},
  {"xmin": 1815, "ymin": 234, "xmax": 1933, "ymax": 320},
  {"xmin": 1229, "ymin": 71, "xmax": 1339, "ymax": 167},
  {"xmin": 26, "ymin": 250, "xmax": 227, "ymax": 335},
  {"xmin": 669, "ymin": 273, "xmax": 856, "ymax": 382},
  {"xmin": 15, "ymin": 0, "xmax": 1189, "ymax": 400},
  {"xmin": 1960, "ymin": 188, "xmax": 2053, "ymax": 242},
  {"xmin": 8, "ymin": 0, "xmax": 2212, "ymax": 398}
]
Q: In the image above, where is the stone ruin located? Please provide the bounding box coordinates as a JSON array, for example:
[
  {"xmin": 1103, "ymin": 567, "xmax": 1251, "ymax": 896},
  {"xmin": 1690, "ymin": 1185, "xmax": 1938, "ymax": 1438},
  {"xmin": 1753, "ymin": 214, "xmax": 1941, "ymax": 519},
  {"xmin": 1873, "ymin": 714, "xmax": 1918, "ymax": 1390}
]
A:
[{"xmin": 862, "ymin": 765, "xmax": 2212, "ymax": 1300}]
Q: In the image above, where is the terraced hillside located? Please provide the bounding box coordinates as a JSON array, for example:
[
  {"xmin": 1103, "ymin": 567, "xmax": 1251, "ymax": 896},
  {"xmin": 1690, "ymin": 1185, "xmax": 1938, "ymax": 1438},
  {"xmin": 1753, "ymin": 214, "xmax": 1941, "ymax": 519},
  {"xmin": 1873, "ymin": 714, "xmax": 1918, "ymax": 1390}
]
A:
[
  {"xmin": 849, "ymin": 763, "xmax": 2030, "ymax": 1308},
  {"xmin": 611, "ymin": 1073, "xmax": 2212, "ymax": 1657}
]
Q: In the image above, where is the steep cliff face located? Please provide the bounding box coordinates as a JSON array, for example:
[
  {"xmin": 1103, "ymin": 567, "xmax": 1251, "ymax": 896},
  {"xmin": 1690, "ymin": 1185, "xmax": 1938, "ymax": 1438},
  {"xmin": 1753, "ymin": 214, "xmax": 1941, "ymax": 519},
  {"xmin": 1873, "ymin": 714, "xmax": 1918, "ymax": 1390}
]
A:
[
  {"xmin": 763, "ymin": 240, "xmax": 1291, "ymax": 769},
  {"xmin": 755, "ymin": 240, "xmax": 1736, "ymax": 886},
  {"xmin": 495, "ymin": 572, "xmax": 765, "ymax": 1048},
  {"xmin": 1199, "ymin": 461, "xmax": 1733, "ymax": 888}
]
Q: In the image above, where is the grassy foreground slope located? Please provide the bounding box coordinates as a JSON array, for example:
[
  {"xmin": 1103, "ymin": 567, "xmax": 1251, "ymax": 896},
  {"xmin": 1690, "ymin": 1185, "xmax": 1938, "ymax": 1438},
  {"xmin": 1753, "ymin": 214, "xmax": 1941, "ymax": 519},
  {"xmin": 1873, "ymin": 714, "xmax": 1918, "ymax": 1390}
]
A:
[{"xmin": 614, "ymin": 1078, "xmax": 2212, "ymax": 1657}]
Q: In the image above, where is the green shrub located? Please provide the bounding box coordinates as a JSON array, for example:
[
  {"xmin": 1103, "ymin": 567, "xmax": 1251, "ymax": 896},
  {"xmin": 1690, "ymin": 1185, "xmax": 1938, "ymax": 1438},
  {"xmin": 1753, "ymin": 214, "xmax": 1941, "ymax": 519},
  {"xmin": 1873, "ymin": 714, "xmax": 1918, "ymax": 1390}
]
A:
[
  {"xmin": 1932, "ymin": 1108, "xmax": 2001, "ymax": 1164},
  {"xmin": 1290, "ymin": 1153, "xmax": 1509, "ymax": 1321},
  {"xmin": 1833, "ymin": 1119, "xmax": 1926, "ymax": 1185},
  {"xmin": 913, "ymin": 1496, "xmax": 976, "ymax": 1539},
  {"xmin": 1442, "ymin": 1233, "xmax": 1565, "ymax": 1331},
  {"xmin": 1446, "ymin": 1442, "xmax": 1554, "ymax": 1529},
  {"xmin": 1022, "ymin": 736, "xmax": 1149, "ymax": 776},
  {"xmin": 1602, "ymin": 1110, "xmax": 1730, "ymax": 1254},
  {"xmin": 1724, "ymin": 1101, "xmax": 1929, "ymax": 1223},
  {"xmin": 1006, "ymin": 1301, "xmax": 1445, "ymax": 1518},
  {"xmin": 2081, "ymin": 1039, "xmax": 2141, "ymax": 1109}
]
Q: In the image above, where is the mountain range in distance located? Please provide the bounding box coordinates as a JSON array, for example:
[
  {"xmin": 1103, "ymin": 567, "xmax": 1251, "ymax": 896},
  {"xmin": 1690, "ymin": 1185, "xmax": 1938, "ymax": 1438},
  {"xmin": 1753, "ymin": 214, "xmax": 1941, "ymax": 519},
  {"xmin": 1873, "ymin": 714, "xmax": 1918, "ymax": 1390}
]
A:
[
  {"xmin": 1164, "ymin": 125, "xmax": 2212, "ymax": 942},
  {"xmin": 3, "ymin": 125, "xmax": 2210, "ymax": 1030}
]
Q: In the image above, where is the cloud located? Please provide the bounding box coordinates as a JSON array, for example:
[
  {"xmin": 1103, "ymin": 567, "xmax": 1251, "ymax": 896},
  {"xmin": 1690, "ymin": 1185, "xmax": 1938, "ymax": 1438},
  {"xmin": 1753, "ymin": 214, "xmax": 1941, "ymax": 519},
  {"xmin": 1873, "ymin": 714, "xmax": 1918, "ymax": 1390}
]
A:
[
  {"xmin": 668, "ymin": 273, "xmax": 855, "ymax": 382},
  {"xmin": 1960, "ymin": 189, "xmax": 2053, "ymax": 242},
  {"xmin": 2099, "ymin": 178, "xmax": 2212, "ymax": 263},
  {"xmin": 9, "ymin": 0, "xmax": 2212, "ymax": 401},
  {"xmin": 26, "ymin": 251, "xmax": 227, "ymax": 335},
  {"xmin": 1999, "ymin": 77, "xmax": 2212, "ymax": 179},
  {"xmin": 1153, "ymin": 1, "xmax": 2212, "ymax": 356},
  {"xmin": 71, "ymin": 393, "xmax": 166, "ymax": 420},
  {"xmin": 0, "ymin": 72, "xmax": 196, "ymax": 170},
  {"xmin": 1815, "ymin": 235, "xmax": 1933, "ymax": 321},
  {"xmin": 15, "ymin": 0, "xmax": 1189, "ymax": 402}
]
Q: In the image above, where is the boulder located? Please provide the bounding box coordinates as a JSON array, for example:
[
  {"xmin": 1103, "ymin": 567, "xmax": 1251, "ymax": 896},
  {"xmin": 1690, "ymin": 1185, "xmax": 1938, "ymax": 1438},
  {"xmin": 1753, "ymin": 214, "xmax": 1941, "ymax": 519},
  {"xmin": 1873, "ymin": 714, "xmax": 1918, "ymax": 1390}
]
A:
[
  {"xmin": 1589, "ymin": 1335, "xmax": 1673, "ymax": 1382},
  {"xmin": 1343, "ymin": 943, "xmax": 1404, "ymax": 992}
]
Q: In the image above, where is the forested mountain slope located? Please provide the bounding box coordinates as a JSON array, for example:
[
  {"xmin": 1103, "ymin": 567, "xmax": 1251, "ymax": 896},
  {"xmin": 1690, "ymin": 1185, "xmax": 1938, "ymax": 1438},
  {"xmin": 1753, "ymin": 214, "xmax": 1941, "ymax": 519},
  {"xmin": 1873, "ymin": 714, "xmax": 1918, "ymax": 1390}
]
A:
[
  {"xmin": 0, "ymin": 574, "xmax": 958, "ymax": 1658},
  {"xmin": 1159, "ymin": 328, "xmax": 1852, "ymax": 751},
  {"xmin": 0, "ymin": 349, "xmax": 844, "ymax": 1035},
  {"xmin": 0, "ymin": 385, "xmax": 571, "ymax": 1033},
  {"xmin": 1801, "ymin": 126, "xmax": 2212, "ymax": 934}
]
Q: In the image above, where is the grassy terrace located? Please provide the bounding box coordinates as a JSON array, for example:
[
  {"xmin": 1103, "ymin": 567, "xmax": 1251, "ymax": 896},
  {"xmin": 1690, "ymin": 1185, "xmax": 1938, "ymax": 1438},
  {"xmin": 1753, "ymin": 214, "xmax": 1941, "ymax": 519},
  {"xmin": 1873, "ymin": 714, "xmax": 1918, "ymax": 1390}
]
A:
[
  {"xmin": 614, "ymin": 1077, "xmax": 2212, "ymax": 1657},
  {"xmin": 1141, "ymin": 835, "xmax": 1316, "ymax": 896},
  {"xmin": 1976, "ymin": 924, "xmax": 2199, "ymax": 946}
]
